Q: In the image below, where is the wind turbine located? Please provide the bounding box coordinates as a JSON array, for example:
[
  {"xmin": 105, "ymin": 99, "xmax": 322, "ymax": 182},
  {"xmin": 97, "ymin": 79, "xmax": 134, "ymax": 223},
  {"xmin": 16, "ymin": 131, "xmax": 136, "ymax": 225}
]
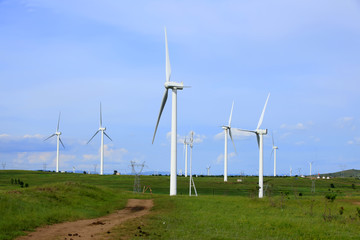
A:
[
  {"xmin": 183, "ymin": 137, "xmax": 189, "ymax": 177},
  {"xmin": 236, "ymin": 93, "xmax": 270, "ymax": 198},
  {"xmin": 220, "ymin": 101, "xmax": 238, "ymax": 182},
  {"xmin": 206, "ymin": 165, "xmax": 211, "ymax": 176},
  {"xmin": 87, "ymin": 103, "xmax": 112, "ymax": 175},
  {"xmin": 308, "ymin": 161, "xmax": 314, "ymax": 177},
  {"xmin": 44, "ymin": 112, "xmax": 65, "ymax": 173},
  {"xmin": 270, "ymin": 133, "xmax": 278, "ymax": 177},
  {"xmin": 189, "ymin": 131, "xmax": 197, "ymax": 196},
  {"xmin": 152, "ymin": 27, "xmax": 188, "ymax": 196}
]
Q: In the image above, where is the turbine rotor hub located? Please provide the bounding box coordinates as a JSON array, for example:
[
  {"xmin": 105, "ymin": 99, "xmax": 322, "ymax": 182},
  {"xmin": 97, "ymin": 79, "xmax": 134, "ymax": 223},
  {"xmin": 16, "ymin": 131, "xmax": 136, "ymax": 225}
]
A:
[
  {"xmin": 256, "ymin": 129, "xmax": 267, "ymax": 135},
  {"xmin": 164, "ymin": 81, "xmax": 184, "ymax": 90}
]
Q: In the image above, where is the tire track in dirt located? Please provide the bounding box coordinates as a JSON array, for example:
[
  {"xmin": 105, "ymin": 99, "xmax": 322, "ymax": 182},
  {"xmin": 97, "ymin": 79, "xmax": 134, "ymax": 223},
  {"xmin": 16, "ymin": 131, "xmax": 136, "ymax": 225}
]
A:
[{"xmin": 16, "ymin": 199, "xmax": 153, "ymax": 240}]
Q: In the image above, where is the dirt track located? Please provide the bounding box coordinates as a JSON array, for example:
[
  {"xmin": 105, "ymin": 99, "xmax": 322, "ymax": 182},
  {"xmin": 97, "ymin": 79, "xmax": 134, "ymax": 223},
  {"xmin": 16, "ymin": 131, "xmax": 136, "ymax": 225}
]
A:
[{"xmin": 16, "ymin": 199, "xmax": 153, "ymax": 240}]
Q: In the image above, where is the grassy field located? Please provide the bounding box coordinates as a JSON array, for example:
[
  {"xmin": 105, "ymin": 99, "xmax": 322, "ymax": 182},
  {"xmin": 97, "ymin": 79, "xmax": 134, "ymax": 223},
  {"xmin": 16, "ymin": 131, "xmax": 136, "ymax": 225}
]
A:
[{"xmin": 1, "ymin": 170, "xmax": 360, "ymax": 239}]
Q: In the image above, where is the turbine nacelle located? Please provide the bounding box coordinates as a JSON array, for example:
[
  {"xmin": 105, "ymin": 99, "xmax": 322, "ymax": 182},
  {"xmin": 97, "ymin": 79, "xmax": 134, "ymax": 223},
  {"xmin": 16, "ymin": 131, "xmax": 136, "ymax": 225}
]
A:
[
  {"xmin": 99, "ymin": 127, "xmax": 106, "ymax": 131},
  {"xmin": 55, "ymin": 132, "xmax": 61, "ymax": 136},
  {"xmin": 255, "ymin": 129, "xmax": 268, "ymax": 135},
  {"xmin": 222, "ymin": 125, "xmax": 230, "ymax": 130},
  {"xmin": 164, "ymin": 81, "xmax": 184, "ymax": 90}
]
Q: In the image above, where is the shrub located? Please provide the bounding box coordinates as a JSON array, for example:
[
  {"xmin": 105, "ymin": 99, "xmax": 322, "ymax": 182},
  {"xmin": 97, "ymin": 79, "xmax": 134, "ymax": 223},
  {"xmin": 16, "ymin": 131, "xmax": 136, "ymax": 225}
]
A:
[
  {"xmin": 339, "ymin": 207, "xmax": 344, "ymax": 215},
  {"xmin": 330, "ymin": 183, "xmax": 335, "ymax": 188},
  {"xmin": 352, "ymin": 183, "xmax": 356, "ymax": 189},
  {"xmin": 325, "ymin": 193, "xmax": 337, "ymax": 202},
  {"xmin": 25, "ymin": 183, "xmax": 29, "ymax": 188},
  {"xmin": 298, "ymin": 192, "xmax": 303, "ymax": 197}
]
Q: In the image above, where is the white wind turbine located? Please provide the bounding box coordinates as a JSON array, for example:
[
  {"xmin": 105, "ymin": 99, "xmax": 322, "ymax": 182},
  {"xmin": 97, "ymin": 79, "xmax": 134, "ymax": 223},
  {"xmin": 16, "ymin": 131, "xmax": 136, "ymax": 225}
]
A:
[
  {"xmin": 189, "ymin": 131, "xmax": 197, "ymax": 196},
  {"xmin": 183, "ymin": 137, "xmax": 189, "ymax": 177},
  {"xmin": 152, "ymin": 27, "xmax": 188, "ymax": 196},
  {"xmin": 87, "ymin": 103, "xmax": 112, "ymax": 175},
  {"xmin": 220, "ymin": 101, "xmax": 238, "ymax": 182},
  {"xmin": 270, "ymin": 133, "xmax": 278, "ymax": 177},
  {"xmin": 44, "ymin": 112, "xmax": 65, "ymax": 173},
  {"xmin": 308, "ymin": 161, "xmax": 314, "ymax": 177},
  {"xmin": 206, "ymin": 165, "xmax": 211, "ymax": 176},
  {"xmin": 236, "ymin": 93, "xmax": 270, "ymax": 198}
]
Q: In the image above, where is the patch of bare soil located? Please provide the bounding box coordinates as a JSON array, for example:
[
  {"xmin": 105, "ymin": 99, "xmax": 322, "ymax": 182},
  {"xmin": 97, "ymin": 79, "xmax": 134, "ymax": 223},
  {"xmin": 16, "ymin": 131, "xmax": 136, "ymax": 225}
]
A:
[{"xmin": 16, "ymin": 199, "xmax": 153, "ymax": 240}]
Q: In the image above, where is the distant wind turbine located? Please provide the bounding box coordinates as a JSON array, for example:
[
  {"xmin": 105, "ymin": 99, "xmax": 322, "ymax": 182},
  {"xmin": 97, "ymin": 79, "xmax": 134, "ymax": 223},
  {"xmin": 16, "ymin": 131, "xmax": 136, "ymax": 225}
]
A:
[
  {"xmin": 308, "ymin": 161, "xmax": 314, "ymax": 177},
  {"xmin": 206, "ymin": 165, "xmax": 211, "ymax": 176},
  {"xmin": 236, "ymin": 93, "xmax": 270, "ymax": 198},
  {"xmin": 152, "ymin": 27, "xmax": 189, "ymax": 196},
  {"xmin": 183, "ymin": 137, "xmax": 189, "ymax": 177},
  {"xmin": 220, "ymin": 101, "xmax": 238, "ymax": 182},
  {"xmin": 44, "ymin": 112, "xmax": 65, "ymax": 173},
  {"xmin": 87, "ymin": 103, "xmax": 112, "ymax": 175},
  {"xmin": 270, "ymin": 133, "xmax": 279, "ymax": 177}
]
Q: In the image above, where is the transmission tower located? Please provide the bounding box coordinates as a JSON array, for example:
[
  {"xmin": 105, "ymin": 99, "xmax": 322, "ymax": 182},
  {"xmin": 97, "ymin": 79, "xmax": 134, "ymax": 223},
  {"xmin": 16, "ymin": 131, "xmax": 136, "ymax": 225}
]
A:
[
  {"xmin": 311, "ymin": 179, "xmax": 316, "ymax": 193},
  {"xmin": 131, "ymin": 161, "xmax": 145, "ymax": 193}
]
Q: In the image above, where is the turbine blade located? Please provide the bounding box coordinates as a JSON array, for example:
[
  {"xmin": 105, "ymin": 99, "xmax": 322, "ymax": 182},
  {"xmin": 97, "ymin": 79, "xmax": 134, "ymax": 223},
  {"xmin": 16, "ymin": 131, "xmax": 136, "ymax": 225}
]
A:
[
  {"xmin": 44, "ymin": 134, "xmax": 56, "ymax": 141},
  {"xmin": 232, "ymin": 128, "xmax": 256, "ymax": 134},
  {"xmin": 59, "ymin": 137, "xmax": 65, "ymax": 149},
  {"xmin": 272, "ymin": 132, "xmax": 274, "ymax": 147},
  {"xmin": 152, "ymin": 89, "xmax": 169, "ymax": 144},
  {"xmin": 57, "ymin": 112, "xmax": 61, "ymax": 132},
  {"xmin": 256, "ymin": 133, "xmax": 260, "ymax": 149},
  {"xmin": 104, "ymin": 131, "xmax": 112, "ymax": 141},
  {"xmin": 270, "ymin": 149, "xmax": 274, "ymax": 161},
  {"xmin": 256, "ymin": 93, "xmax": 270, "ymax": 130},
  {"xmin": 164, "ymin": 27, "xmax": 171, "ymax": 82},
  {"xmin": 87, "ymin": 130, "xmax": 100, "ymax": 144},
  {"xmin": 228, "ymin": 101, "xmax": 234, "ymax": 127},
  {"xmin": 228, "ymin": 128, "xmax": 237, "ymax": 154},
  {"xmin": 100, "ymin": 102, "xmax": 102, "ymax": 128}
]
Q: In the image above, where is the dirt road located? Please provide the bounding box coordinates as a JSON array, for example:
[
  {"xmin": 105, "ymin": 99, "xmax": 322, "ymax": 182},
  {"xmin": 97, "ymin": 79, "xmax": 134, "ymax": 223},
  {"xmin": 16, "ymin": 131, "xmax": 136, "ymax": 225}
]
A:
[{"xmin": 16, "ymin": 199, "xmax": 153, "ymax": 240}]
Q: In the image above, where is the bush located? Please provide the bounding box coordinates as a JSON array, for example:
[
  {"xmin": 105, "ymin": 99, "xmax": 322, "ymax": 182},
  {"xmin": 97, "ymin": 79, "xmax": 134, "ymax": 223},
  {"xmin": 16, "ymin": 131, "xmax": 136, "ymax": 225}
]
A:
[
  {"xmin": 352, "ymin": 184, "xmax": 356, "ymax": 189},
  {"xmin": 330, "ymin": 183, "xmax": 335, "ymax": 188},
  {"xmin": 339, "ymin": 207, "xmax": 344, "ymax": 215},
  {"xmin": 325, "ymin": 193, "xmax": 337, "ymax": 202}
]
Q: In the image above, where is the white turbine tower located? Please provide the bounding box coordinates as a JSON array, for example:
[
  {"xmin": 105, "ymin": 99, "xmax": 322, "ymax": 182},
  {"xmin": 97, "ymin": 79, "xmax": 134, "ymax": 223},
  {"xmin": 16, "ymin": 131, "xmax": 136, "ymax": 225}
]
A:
[
  {"xmin": 290, "ymin": 166, "xmax": 292, "ymax": 177},
  {"xmin": 152, "ymin": 27, "xmax": 187, "ymax": 196},
  {"xmin": 87, "ymin": 103, "xmax": 112, "ymax": 175},
  {"xmin": 206, "ymin": 165, "xmax": 211, "ymax": 176},
  {"xmin": 44, "ymin": 112, "xmax": 65, "ymax": 173},
  {"xmin": 183, "ymin": 137, "xmax": 189, "ymax": 177},
  {"xmin": 220, "ymin": 101, "xmax": 237, "ymax": 182},
  {"xmin": 270, "ymin": 133, "xmax": 278, "ymax": 177},
  {"xmin": 237, "ymin": 93, "xmax": 270, "ymax": 198},
  {"xmin": 189, "ymin": 131, "xmax": 197, "ymax": 196},
  {"xmin": 308, "ymin": 161, "xmax": 314, "ymax": 177}
]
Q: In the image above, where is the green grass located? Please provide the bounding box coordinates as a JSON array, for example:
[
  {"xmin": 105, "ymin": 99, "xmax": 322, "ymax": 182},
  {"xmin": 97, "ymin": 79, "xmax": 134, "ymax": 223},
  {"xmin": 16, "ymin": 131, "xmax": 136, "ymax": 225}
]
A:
[
  {"xmin": 1, "ymin": 170, "xmax": 360, "ymax": 239},
  {"xmin": 120, "ymin": 195, "xmax": 360, "ymax": 240}
]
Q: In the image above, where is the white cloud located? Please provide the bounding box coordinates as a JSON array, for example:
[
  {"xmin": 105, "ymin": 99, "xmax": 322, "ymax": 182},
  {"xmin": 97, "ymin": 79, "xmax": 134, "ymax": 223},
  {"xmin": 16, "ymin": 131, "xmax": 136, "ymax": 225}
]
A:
[
  {"xmin": 280, "ymin": 132, "xmax": 292, "ymax": 139},
  {"xmin": 23, "ymin": 134, "xmax": 43, "ymax": 139},
  {"xmin": 309, "ymin": 136, "xmax": 320, "ymax": 142},
  {"xmin": 280, "ymin": 122, "xmax": 307, "ymax": 130},
  {"xmin": 337, "ymin": 117, "xmax": 356, "ymax": 130},
  {"xmin": 295, "ymin": 141, "xmax": 305, "ymax": 146},
  {"xmin": 347, "ymin": 137, "xmax": 360, "ymax": 145},
  {"xmin": 216, "ymin": 152, "xmax": 236, "ymax": 164}
]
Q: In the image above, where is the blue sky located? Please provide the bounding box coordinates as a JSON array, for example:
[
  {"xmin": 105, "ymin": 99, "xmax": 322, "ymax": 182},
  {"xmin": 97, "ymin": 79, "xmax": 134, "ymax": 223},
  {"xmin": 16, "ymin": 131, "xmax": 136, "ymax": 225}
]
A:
[{"xmin": 0, "ymin": 0, "xmax": 359, "ymax": 175}]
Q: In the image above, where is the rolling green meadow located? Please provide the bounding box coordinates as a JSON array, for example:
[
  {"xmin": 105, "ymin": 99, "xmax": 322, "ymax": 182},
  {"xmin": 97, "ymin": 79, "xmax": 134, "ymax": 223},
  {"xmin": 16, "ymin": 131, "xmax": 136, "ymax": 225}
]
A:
[{"xmin": 1, "ymin": 170, "xmax": 360, "ymax": 239}]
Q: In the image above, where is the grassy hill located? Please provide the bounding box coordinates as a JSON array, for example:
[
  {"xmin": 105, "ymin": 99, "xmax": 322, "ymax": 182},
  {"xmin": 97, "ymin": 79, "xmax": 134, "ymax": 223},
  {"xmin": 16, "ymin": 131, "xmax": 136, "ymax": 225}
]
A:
[
  {"xmin": 1, "ymin": 170, "xmax": 360, "ymax": 239},
  {"xmin": 320, "ymin": 169, "xmax": 360, "ymax": 178}
]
